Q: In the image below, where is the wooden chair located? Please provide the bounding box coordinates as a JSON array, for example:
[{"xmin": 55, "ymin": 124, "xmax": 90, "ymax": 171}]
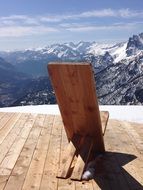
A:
[{"xmin": 48, "ymin": 62, "xmax": 109, "ymax": 181}]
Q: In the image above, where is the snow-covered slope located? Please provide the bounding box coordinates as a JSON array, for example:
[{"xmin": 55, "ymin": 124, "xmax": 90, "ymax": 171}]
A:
[{"xmin": 109, "ymin": 43, "xmax": 127, "ymax": 63}]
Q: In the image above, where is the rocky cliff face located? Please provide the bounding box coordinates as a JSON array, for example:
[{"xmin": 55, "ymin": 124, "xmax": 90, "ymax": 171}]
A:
[{"xmin": 126, "ymin": 33, "xmax": 143, "ymax": 56}]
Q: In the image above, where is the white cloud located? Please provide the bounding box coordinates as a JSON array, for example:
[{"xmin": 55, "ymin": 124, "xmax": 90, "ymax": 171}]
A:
[
  {"xmin": 39, "ymin": 16, "xmax": 62, "ymax": 23},
  {"xmin": 1, "ymin": 20, "xmax": 16, "ymax": 26},
  {"xmin": 37, "ymin": 9, "xmax": 143, "ymax": 23},
  {"xmin": 0, "ymin": 26, "xmax": 58, "ymax": 37},
  {"xmin": 79, "ymin": 9, "xmax": 116, "ymax": 18},
  {"xmin": 0, "ymin": 9, "xmax": 142, "ymax": 37},
  {"xmin": 0, "ymin": 9, "xmax": 143, "ymax": 27},
  {"xmin": 0, "ymin": 26, "xmax": 32, "ymax": 37},
  {"xmin": 78, "ymin": 9, "xmax": 143, "ymax": 19},
  {"xmin": 0, "ymin": 15, "xmax": 59, "ymax": 37},
  {"xmin": 66, "ymin": 23, "xmax": 137, "ymax": 32},
  {"xmin": 0, "ymin": 15, "xmax": 39, "ymax": 26},
  {"xmin": 43, "ymin": 9, "xmax": 143, "ymax": 20},
  {"xmin": 118, "ymin": 9, "xmax": 143, "ymax": 18},
  {"xmin": 1, "ymin": 15, "xmax": 28, "ymax": 20}
]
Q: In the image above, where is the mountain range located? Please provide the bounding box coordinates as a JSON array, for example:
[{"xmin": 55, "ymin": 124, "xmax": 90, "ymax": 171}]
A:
[{"xmin": 0, "ymin": 32, "xmax": 143, "ymax": 106}]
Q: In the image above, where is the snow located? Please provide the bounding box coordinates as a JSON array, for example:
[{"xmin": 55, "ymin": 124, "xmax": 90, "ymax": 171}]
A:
[
  {"xmin": 64, "ymin": 42, "xmax": 75, "ymax": 49},
  {"xmin": 88, "ymin": 43, "xmax": 114, "ymax": 55},
  {"xmin": 57, "ymin": 51, "xmax": 65, "ymax": 58},
  {"xmin": 138, "ymin": 34, "xmax": 143, "ymax": 44},
  {"xmin": 112, "ymin": 43, "xmax": 127, "ymax": 63},
  {"xmin": 0, "ymin": 105, "xmax": 143, "ymax": 124},
  {"xmin": 76, "ymin": 42, "xmax": 85, "ymax": 49},
  {"xmin": 47, "ymin": 48, "xmax": 54, "ymax": 54},
  {"xmin": 0, "ymin": 105, "xmax": 60, "ymax": 115},
  {"xmin": 87, "ymin": 42, "xmax": 129, "ymax": 63}
]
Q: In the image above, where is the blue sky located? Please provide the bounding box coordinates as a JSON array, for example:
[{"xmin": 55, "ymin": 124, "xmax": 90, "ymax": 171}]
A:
[{"xmin": 0, "ymin": 0, "xmax": 143, "ymax": 50}]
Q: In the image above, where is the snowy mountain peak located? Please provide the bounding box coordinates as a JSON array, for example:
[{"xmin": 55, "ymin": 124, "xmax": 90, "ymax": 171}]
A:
[
  {"xmin": 0, "ymin": 32, "xmax": 143, "ymax": 70},
  {"xmin": 63, "ymin": 42, "xmax": 76, "ymax": 49},
  {"xmin": 87, "ymin": 41, "xmax": 128, "ymax": 63},
  {"xmin": 126, "ymin": 33, "xmax": 143, "ymax": 56}
]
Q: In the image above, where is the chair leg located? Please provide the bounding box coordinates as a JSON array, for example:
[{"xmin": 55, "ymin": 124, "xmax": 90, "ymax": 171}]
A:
[
  {"xmin": 70, "ymin": 136, "xmax": 94, "ymax": 181},
  {"xmin": 57, "ymin": 135, "xmax": 81, "ymax": 179},
  {"xmin": 57, "ymin": 135, "xmax": 94, "ymax": 181}
]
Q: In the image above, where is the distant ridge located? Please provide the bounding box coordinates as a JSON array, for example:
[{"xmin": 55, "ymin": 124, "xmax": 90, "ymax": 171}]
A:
[{"xmin": 0, "ymin": 32, "xmax": 143, "ymax": 106}]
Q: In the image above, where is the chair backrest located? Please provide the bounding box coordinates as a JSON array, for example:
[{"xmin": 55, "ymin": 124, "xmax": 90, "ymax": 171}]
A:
[{"xmin": 48, "ymin": 62, "xmax": 105, "ymax": 152}]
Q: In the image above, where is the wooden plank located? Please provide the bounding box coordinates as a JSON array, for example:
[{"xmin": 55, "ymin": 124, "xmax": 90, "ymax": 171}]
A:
[
  {"xmin": 121, "ymin": 121, "xmax": 143, "ymax": 153},
  {"xmin": 0, "ymin": 113, "xmax": 21, "ymax": 145},
  {"xmin": 131, "ymin": 122, "xmax": 143, "ymax": 139},
  {"xmin": 0, "ymin": 113, "xmax": 7, "ymax": 120},
  {"xmin": 104, "ymin": 153, "xmax": 125, "ymax": 190},
  {"xmin": 91, "ymin": 154, "xmax": 112, "ymax": 190},
  {"xmin": 92, "ymin": 180, "xmax": 102, "ymax": 190},
  {"xmin": 40, "ymin": 115, "xmax": 63, "ymax": 190},
  {"xmin": 117, "ymin": 122, "xmax": 143, "ymax": 187},
  {"xmin": 104, "ymin": 120, "xmax": 133, "ymax": 190},
  {"xmin": 21, "ymin": 115, "xmax": 54, "ymax": 190},
  {"xmin": 71, "ymin": 137, "xmax": 94, "ymax": 181},
  {"xmin": 92, "ymin": 175, "xmax": 112, "ymax": 190},
  {"xmin": 48, "ymin": 62, "xmax": 105, "ymax": 152},
  {"xmin": 0, "ymin": 113, "xmax": 37, "ymax": 190},
  {"xmin": 0, "ymin": 112, "xmax": 14, "ymax": 130},
  {"xmin": 75, "ymin": 181, "xmax": 93, "ymax": 190},
  {"xmin": 105, "ymin": 119, "xmax": 143, "ymax": 189},
  {"xmin": 0, "ymin": 112, "xmax": 142, "ymax": 190},
  {"xmin": 4, "ymin": 114, "xmax": 49, "ymax": 190},
  {"xmin": 91, "ymin": 120, "xmax": 129, "ymax": 190},
  {"xmin": 57, "ymin": 135, "xmax": 80, "ymax": 179},
  {"xmin": 0, "ymin": 113, "xmax": 30, "ymax": 164},
  {"xmin": 100, "ymin": 111, "xmax": 109, "ymax": 136},
  {"xmin": 0, "ymin": 113, "xmax": 29, "ymax": 190},
  {"xmin": 57, "ymin": 126, "xmax": 76, "ymax": 190},
  {"xmin": 58, "ymin": 179, "xmax": 75, "ymax": 190}
]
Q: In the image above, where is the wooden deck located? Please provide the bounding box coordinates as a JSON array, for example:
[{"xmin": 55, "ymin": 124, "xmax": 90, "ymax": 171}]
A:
[{"xmin": 0, "ymin": 112, "xmax": 142, "ymax": 190}]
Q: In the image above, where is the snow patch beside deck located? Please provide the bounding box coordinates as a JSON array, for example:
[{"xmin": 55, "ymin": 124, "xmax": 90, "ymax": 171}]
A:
[{"xmin": 0, "ymin": 105, "xmax": 143, "ymax": 124}]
